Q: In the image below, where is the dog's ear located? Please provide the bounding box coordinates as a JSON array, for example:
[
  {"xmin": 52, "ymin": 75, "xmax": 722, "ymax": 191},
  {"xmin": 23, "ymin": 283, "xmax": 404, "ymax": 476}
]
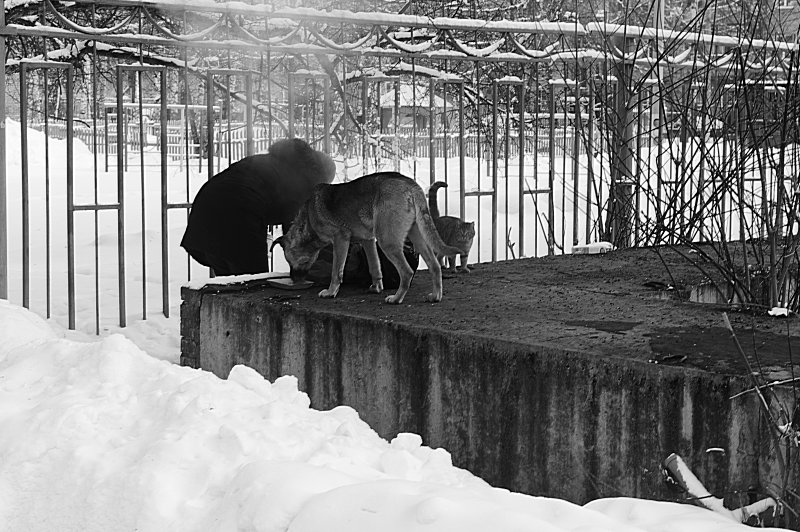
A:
[{"xmin": 270, "ymin": 235, "xmax": 285, "ymax": 252}]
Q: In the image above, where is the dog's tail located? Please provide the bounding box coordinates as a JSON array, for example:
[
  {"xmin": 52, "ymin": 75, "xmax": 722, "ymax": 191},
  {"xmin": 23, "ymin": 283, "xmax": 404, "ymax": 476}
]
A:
[
  {"xmin": 427, "ymin": 181, "xmax": 447, "ymax": 220},
  {"xmin": 414, "ymin": 189, "xmax": 464, "ymax": 258}
]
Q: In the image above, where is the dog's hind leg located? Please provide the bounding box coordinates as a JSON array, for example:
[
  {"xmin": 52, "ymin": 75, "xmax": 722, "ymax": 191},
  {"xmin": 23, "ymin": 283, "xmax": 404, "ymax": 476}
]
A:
[
  {"xmin": 375, "ymin": 238, "xmax": 414, "ymax": 304},
  {"xmin": 319, "ymin": 236, "xmax": 350, "ymax": 298},
  {"xmin": 362, "ymin": 238, "xmax": 384, "ymax": 294},
  {"xmin": 407, "ymin": 224, "xmax": 443, "ymax": 302}
]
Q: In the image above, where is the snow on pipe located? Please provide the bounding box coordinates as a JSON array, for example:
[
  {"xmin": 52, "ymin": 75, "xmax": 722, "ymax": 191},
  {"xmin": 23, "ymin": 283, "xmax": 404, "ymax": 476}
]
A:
[{"xmin": 662, "ymin": 453, "xmax": 778, "ymax": 522}]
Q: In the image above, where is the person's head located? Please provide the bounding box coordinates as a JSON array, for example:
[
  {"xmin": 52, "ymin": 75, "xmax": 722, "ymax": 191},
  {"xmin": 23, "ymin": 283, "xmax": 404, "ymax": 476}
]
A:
[{"xmin": 269, "ymin": 138, "xmax": 335, "ymax": 185}]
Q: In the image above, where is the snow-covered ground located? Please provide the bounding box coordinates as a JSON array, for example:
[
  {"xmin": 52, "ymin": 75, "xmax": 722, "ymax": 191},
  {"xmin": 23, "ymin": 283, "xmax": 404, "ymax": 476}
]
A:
[
  {"xmin": 0, "ymin": 119, "xmax": 791, "ymax": 531},
  {"xmin": 0, "ymin": 300, "xmax": 791, "ymax": 532}
]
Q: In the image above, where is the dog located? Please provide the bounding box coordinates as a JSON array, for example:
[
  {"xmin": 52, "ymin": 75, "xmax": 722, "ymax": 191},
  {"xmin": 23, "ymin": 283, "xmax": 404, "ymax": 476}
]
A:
[
  {"xmin": 180, "ymin": 138, "xmax": 335, "ymax": 276},
  {"xmin": 272, "ymin": 172, "xmax": 463, "ymax": 304}
]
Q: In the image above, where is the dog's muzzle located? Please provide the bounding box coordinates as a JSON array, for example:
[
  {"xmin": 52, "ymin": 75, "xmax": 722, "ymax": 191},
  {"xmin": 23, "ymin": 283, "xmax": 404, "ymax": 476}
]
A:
[{"xmin": 290, "ymin": 267, "xmax": 309, "ymax": 283}]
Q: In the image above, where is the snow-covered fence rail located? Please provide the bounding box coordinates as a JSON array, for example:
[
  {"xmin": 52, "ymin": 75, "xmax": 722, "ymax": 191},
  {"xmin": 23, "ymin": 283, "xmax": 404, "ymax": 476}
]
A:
[{"xmin": 3, "ymin": 0, "xmax": 800, "ymax": 330}]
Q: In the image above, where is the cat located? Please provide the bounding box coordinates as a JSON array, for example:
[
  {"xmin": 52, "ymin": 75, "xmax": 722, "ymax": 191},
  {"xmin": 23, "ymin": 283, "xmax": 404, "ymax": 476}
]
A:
[{"xmin": 428, "ymin": 181, "xmax": 475, "ymax": 273}]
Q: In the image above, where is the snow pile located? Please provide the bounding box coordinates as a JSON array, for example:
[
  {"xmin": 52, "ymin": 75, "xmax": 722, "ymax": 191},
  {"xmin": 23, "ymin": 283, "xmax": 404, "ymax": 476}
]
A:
[{"xmin": 0, "ymin": 300, "xmax": 790, "ymax": 532}]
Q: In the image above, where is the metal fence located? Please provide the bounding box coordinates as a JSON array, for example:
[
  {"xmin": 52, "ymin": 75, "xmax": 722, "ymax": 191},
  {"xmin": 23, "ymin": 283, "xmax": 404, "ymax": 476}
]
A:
[{"xmin": 2, "ymin": 0, "xmax": 799, "ymax": 331}]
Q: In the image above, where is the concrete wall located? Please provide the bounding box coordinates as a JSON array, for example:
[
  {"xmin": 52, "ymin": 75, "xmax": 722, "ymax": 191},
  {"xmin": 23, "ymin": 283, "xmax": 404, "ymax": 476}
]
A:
[{"xmin": 181, "ymin": 285, "xmax": 776, "ymax": 505}]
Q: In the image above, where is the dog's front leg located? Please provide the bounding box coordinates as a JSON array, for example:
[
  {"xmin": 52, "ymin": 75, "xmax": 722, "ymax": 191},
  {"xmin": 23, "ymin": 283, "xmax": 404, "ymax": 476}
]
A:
[
  {"xmin": 362, "ymin": 239, "xmax": 383, "ymax": 294},
  {"xmin": 318, "ymin": 236, "xmax": 350, "ymax": 298}
]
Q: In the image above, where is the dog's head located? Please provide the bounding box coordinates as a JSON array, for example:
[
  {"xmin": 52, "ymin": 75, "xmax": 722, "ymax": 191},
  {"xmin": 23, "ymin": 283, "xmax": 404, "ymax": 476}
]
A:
[{"xmin": 271, "ymin": 204, "xmax": 326, "ymax": 282}]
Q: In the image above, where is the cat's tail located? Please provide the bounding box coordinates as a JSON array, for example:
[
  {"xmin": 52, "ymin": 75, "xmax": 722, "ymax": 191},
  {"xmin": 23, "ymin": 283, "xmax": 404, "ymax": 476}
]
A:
[
  {"xmin": 427, "ymin": 181, "xmax": 448, "ymax": 220},
  {"xmin": 415, "ymin": 188, "xmax": 464, "ymax": 259}
]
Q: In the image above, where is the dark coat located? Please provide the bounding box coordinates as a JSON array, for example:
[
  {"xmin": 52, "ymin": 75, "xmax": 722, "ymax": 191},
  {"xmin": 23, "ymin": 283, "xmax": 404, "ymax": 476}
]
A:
[{"xmin": 180, "ymin": 139, "xmax": 336, "ymax": 275}]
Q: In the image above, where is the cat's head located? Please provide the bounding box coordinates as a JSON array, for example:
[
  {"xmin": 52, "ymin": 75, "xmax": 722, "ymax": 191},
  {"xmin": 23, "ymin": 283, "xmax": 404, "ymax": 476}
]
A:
[{"xmin": 463, "ymin": 222, "xmax": 476, "ymax": 238}]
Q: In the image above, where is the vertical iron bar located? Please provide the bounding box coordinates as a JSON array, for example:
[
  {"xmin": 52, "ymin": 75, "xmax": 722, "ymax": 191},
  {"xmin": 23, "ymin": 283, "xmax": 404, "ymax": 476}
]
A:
[
  {"xmin": 104, "ymin": 106, "xmax": 109, "ymax": 172},
  {"xmin": 246, "ymin": 72, "xmax": 254, "ymax": 157},
  {"xmin": 138, "ymin": 71, "xmax": 147, "ymax": 321},
  {"xmin": 491, "ymin": 80, "xmax": 498, "ymax": 262},
  {"xmin": 288, "ymin": 73, "xmax": 296, "ymax": 138},
  {"xmin": 459, "ymin": 82, "xmax": 466, "ymax": 221},
  {"xmin": 442, "ymin": 78, "xmax": 448, "ymax": 208},
  {"xmin": 225, "ymin": 74, "xmax": 232, "ymax": 163},
  {"xmin": 361, "ymin": 76, "xmax": 368, "ymax": 171},
  {"xmin": 66, "ymin": 67, "xmax": 75, "ymax": 330},
  {"xmin": 429, "ymin": 77, "xmax": 435, "ymax": 184},
  {"xmin": 518, "ymin": 81, "xmax": 525, "ymax": 257},
  {"xmin": 548, "ymin": 81, "xmax": 556, "ymax": 255},
  {"xmin": 303, "ymin": 78, "xmax": 310, "ymax": 143},
  {"xmin": 44, "ymin": 73, "xmax": 51, "ymax": 318},
  {"xmin": 343, "ymin": 59, "xmax": 350, "ymax": 176},
  {"xmin": 393, "ymin": 81, "xmax": 400, "ymax": 172},
  {"xmin": 92, "ymin": 43, "xmax": 101, "ymax": 334},
  {"xmin": 20, "ymin": 65, "xmax": 30, "ymax": 308},
  {"xmin": 323, "ymin": 77, "xmax": 331, "ymax": 154},
  {"xmin": 586, "ymin": 77, "xmax": 595, "ymax": 243},
  {"xmin": 411, "ymin": 60, "xmax": 417, "ymax": 179},
  {"xmin": 573, "ymin": 79, "xmax": 581, "ymax": 247},
  {"xmin": 160, "ymin": 69, "xmax": 170, "ymax": 318},
  {"xmin": 206, "ymin": 70, "xmax": 214, "ymax": 181},
  {"xmin": 266, "ymin": 50, "xmax": 272, "ymax": 145},
  {"xmin": 183, "ymin": 45, "xmax": 192, "ymax": 278},
  {"xmin": 721, "ymin": 92, "xmax": 729, "ymax": 241},
  {"xmin": 635, "ymin": 84, "xmax": 643, "ymax": 244},
  {"xmin": 474, "ymin": 62, "xmax": 481, "ymax": 260},
  {"xmin": 534, "ymin": 63, "xmax": 540, "ymax": 255},
  {"xmin": 116, "ymin": 67, "xmax": 127, "ymax": 328},
  {"xmin": 504, "ymin": 84, "xmax": 510, "ymax": 260},
  {"xmin": 561, "ymin": 85, "xmax": 567, "ymax": 251},
  {"xmin": 374, "ymin": 78, "xmax": 380, "ymax": 169}
]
